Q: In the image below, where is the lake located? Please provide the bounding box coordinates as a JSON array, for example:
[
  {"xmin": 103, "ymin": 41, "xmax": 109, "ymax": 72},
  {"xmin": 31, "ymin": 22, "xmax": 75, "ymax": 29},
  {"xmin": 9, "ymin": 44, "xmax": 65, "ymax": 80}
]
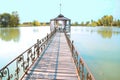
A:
[
  {"xmin": 71, "ymin": 26, "xmax": 120, "ymax": 80},
  {"xmin": 0, "ymin": 27, "xmax": 50, "ymax": 69},
  {"xmin": 0, "ymin": 26, "xmax": 120, "ymax": 80}
]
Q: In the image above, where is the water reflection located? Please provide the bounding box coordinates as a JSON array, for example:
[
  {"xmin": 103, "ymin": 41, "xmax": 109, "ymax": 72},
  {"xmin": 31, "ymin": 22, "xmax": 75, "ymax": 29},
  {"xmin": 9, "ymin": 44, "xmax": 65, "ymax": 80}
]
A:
[
  {"xmin": 97, "ymin": 29, "xmax": 112, "ymax": 38},
  {"xmin": 97, "ymin": 28, "xmax": 120, "ymax": 39},
  {"xmin": 0, "ymin": 28, "xmax": 20, "ymax": 42},
  {"xmin": 71, "ymin": 27, "xmax": 120, "ymax": 80}
]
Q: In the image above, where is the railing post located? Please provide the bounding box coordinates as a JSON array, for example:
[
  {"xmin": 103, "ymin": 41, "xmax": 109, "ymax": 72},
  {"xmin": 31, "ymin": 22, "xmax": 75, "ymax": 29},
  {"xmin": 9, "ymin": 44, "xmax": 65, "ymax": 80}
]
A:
[
  {"xmin": 87, "ymin": 73, "xmax": 92, "ymax": 80},
  {"xmin": 78, "ymin": 59, "xmax": 81, "ymax": 75},
  {"xmin": 76, "ymin": 51, "xmax": 78, "ymax": 69},
  {"xmin": 46, "ymin": 33, "xmax": 49, "ymax": 43},
  {"xmin": 37, "ymin": 39, "xmax": 39, "ymax": 57},
  {"xmin": 87, "ymin": 73, "xmax": 89, "ymax": 80},
  {"xmin": 80, "ymin": 58, "xmax": 84, "ymax": 80},
  {"xmin": 90, "ymin": 75, "xmax": 92, "ymax": 80},
  {"xmin": 72, "ymin": 40, "xmax": 74, "ymax": 56},
  {"xmin": 82, "ymin": 63, "xmax": 84, "ymax": 80},
  {"xmin": 47, "ymin": 33, "xmax": 49, "ymax": 39}
]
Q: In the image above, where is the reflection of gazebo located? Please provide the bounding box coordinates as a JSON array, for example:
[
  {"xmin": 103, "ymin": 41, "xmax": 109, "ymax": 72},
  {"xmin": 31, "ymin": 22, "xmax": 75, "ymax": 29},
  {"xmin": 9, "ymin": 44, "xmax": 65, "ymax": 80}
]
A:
[{"xmin": 50, "ymin": 14, "xmax": 71, "ymax": 35}]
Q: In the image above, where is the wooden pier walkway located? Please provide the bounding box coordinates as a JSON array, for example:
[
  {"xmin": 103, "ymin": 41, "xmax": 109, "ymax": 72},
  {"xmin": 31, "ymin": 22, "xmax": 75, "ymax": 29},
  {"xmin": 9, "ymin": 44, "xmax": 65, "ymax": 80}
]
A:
[{"xmin": 22, "ymin": 32, "xmax": 79, "ymax": 80}]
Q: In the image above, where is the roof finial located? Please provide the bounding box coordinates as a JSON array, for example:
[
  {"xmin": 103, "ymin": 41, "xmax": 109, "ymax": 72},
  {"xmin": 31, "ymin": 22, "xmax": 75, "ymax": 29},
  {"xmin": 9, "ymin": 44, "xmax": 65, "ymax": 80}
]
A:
[{"xmin": 60, "ymin": 3, "xmax": 61, "ymax": 14}]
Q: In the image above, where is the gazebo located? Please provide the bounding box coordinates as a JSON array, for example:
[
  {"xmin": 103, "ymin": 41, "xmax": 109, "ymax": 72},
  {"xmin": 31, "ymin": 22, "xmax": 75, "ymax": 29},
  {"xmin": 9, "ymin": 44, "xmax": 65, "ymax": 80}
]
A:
[{"xmin": 50, "ymin": 14, "xmax": 71, "ymax": 36}]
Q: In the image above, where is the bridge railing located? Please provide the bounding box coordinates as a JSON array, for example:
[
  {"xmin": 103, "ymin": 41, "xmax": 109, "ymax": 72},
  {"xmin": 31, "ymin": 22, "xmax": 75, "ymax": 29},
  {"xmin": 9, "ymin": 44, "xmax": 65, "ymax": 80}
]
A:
[
  {"xmin": 64, "ymin": 32, "xmax": 95, "ymax": 80},
  {"xmin": 0, "ymin": 29, "xmax": 56, "ymax": 80}
]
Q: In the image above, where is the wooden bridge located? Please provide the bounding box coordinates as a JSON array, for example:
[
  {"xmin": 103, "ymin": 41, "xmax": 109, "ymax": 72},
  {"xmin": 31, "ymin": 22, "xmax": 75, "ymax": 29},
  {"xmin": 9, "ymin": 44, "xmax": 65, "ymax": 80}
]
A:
[
  {"xmin": 22, "ymin": 31, "xmax": 79, "ymax": 80},
  {"xmin": 0, "ymin": 29, "xmax": 95, "ymax": 80}
]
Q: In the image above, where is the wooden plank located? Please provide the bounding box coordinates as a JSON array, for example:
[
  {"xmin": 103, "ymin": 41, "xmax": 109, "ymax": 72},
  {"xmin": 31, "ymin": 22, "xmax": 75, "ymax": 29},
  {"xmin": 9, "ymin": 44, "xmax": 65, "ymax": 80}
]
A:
[{"xmin": 22, "ymin": 32, "xmax": 79, "ymax": 80}]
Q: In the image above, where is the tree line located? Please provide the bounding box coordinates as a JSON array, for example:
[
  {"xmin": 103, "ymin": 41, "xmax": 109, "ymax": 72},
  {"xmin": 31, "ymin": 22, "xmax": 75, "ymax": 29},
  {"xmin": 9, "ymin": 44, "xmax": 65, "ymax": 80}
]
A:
[
  {"xmin": 21, "ymin": 20, "xmax": 49, "ymax": 26},
  {"xmin": 72, "ymin": 15, "xmax": 120, "ymax": 27},
  {"xmin": 0, "ymin": 11, "xmax": 19, "ymax": 27}
]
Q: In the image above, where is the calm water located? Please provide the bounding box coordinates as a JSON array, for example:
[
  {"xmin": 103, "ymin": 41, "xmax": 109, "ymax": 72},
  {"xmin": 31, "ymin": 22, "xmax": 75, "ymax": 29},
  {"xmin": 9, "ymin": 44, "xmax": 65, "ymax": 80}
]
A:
[
  {"xmin": 0, "ymin": 26, "xmax": 120, "ymax": 80},
  {"xmin": 0, "ymin": 26, "xmax": 50, "ymax": 69},
  {"xmin": 71, "ymin": 26, "xmax": 120, "ymax": 80}
]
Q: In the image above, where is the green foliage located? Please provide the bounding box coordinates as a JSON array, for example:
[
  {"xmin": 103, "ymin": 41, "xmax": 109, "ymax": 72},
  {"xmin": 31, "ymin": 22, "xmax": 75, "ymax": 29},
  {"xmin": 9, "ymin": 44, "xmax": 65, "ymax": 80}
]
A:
[
  {"xmin": 0, "ymin": 13, "xmax": 11, "ymax": 27},
  {"xmin": 100, "ymin": 15, "xmax": 113, "ymax": 26},
  {"xmin": 0, "ymin": 11, "xmax": 19, "ymax": 27},
  {"xmin": 117, "ymin": 20, "xmax": 120, "ymax": 26},
  {"xmin": 71, "ymin": 22, "xmax": 79, "ymax": 26},
  {"xmin": 91, "ymin": 21, "xmax": 97, "ymax": 27},
  {"xmin": 85, "ymin": 21, "xmax": 90, "ymax": 26},
  {"xmin": 75, "ymin": 15, "xmax": 120, "ymax": 27},
  {"xmin": 33, "ymin": 20, "xmax": 41, "ymax": 26},
  {"xmin": 80, "ymin": 22, "xmax": 84, "ymax": 26},
  {"xmin": 42, "ymin": 22, "xmax": 46, "ymax": 26},
  {"xmin": 0, "ymin": 28, "xmax": 20, "ymax": 42},
  {"xmin": 98, "ymin": 29, "xmax": 112, "ymax": 38},
  {"xmin": 9, "ymin": 12, "xmax": 19, "ymax": 27}
]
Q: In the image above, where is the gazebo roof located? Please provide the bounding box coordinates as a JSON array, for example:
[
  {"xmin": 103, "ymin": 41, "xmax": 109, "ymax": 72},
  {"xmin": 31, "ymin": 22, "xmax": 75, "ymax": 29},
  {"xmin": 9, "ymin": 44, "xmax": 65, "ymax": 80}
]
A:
[{"xmin": 51, "ymin": 14, "xmax": 70, "ymax": 21}]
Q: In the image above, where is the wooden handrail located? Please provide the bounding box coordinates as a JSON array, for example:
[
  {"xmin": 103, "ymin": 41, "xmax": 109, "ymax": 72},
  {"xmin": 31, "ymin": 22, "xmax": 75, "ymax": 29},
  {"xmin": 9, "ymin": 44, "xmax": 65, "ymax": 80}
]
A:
[
  {"xmin": 64, "ymin": 32, "xmax": 95, "ymax": 80},
  {"xmin": 0, "ymin": 29, "xmax": 56, "ymax": 80}
]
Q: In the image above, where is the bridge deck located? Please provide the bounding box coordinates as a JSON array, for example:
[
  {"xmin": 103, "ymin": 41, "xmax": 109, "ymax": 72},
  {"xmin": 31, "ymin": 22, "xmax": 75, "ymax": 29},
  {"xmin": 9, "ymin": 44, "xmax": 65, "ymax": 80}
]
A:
[{"xmin": 22, "ymin": 32, "xmax": 79, "ymax": 80}]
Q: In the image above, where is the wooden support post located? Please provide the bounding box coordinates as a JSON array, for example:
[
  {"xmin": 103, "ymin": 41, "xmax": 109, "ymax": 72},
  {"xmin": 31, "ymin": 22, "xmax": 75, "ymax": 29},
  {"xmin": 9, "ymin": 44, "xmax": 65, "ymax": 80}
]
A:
[
  {"xmin": 89, "ymin": 75, "xmax": 92, "ymax": 80},
  {"xmin": 87, "ymin": 73, "xmax": 89, "ymax": 80},
  {"xmin": 47, "ymin": 33, "xmax": 49, "ymax": 39},
  {"xmin": 46, "ymin": 33, "xmax": 49, "ymax": 43},
  {"xmin": 82, "ymin": 62, "xmax": 84, "ymax": 80},
  {"xmin": 78, "ymin": 59, "xmax": 81, "ymax": 76},
  {"xmin": 72, "ymin": 40, "xmax": 74, "ymax": 56},
  {"xmin": 75, "ymin": 51, "xmax": 78, "ymax": 68},
  {"xmin": 37, "ymin": 39, "xmax": 39, "ymax": 57}
]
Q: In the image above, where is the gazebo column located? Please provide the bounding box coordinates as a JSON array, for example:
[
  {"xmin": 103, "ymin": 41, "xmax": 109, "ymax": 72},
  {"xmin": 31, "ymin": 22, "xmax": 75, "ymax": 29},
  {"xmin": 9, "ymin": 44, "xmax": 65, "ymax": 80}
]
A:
[
  {"xmin": 69, "ymin": 20, "xmax": 71, "ymax": 32},
  {"xmin": 63, "ymin": 20, "xmax": 66, "ymax": 31},
  {"xmin": 50, "ymin": 20, "xmax": 55, "ymax": 32},
  {"xmin": 55, "ymin": 20, "xmax": 58, "ymax": 30}
]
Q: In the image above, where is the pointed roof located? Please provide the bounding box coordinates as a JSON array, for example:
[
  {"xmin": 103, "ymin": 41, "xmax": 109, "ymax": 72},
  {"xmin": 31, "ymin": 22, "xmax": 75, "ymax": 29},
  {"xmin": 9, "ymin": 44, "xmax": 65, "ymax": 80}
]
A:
[{"xmin": 51, "ymin": 14, "xmax": 70, "ymax": 21}]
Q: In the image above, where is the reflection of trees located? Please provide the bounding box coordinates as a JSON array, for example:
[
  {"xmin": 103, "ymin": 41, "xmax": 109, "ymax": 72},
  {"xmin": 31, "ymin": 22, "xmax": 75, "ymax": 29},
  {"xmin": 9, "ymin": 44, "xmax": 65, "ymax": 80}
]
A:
[
  {"xmin": 113, "ymin": 31, "xmax": 120, "ymax": 35},
  {"xmin": 98, "ymin": 30, "xmax": 112, "ymax": 38},
  {"xmin": 97, "ymin": 28, "xmax": 120, "ymax": 39},
  {"xmin": 0, "ymin": 28, "xmax": 20, "ymax": 42}
]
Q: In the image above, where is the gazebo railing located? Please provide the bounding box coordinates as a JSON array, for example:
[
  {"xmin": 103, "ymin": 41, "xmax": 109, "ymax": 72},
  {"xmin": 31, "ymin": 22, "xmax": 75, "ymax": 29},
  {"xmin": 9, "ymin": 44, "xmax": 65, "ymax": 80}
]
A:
[
  {"xmin": 64, "ymin": 32, "xmax": 95, "ymax": 80},
  {"xmin": 0, "ymin": 29, "xmax": 56, "ymax": 80}
]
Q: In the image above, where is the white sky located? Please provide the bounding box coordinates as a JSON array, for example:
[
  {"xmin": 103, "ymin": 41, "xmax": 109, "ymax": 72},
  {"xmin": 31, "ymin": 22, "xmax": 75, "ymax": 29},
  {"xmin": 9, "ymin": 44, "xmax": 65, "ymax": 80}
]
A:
[{"xmin": 0, "ymin": 0, "xmax": 120, "ymax": 23}]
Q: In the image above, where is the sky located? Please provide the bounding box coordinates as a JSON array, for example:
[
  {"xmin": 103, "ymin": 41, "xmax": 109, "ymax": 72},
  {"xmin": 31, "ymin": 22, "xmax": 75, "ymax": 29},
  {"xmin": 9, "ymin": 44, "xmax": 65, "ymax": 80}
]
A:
[{"xmin": 0, "ymin": 0, "xmax": 120, "ymax": 23}]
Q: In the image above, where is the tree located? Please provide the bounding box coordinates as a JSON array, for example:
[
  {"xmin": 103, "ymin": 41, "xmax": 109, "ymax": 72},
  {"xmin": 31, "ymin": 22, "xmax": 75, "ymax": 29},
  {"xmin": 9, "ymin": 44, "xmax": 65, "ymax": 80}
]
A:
[
  {"xmin": 112, "ymin": 20, "xmax": 117, "ymax": 26},
  {"xmin": 117, "ymin": 19, "xmax": 120, "ymax": 27},
  {"xmin": 97, "ymin": 19, "xmax": 102, "ymax": 26},
  {"xmin": 108, "ymin": 15, "xmax": 113, "ymax": 26},
  {"xmin": 0, "ymin": 14, "xmax": 1, "ymax": 26},
  {"xmin": 80, "ymin": 21, "xmax": 84, "ymax": 26},
  {"xmin": 42, "ymin": 22, "xmax": 46, "ymax": 26},
  {"xmin": 9, "ymin": 11, "xmax": 19, "ymax": 27},
  {"xmin": 91, "ymin": 21, "xmax": 97, "ymax": 27},
  {"xmin": 101, "ymin": 15, "xmax": 107, "ymax": 26},
  {"xmin": 71, "ymin": 22, "xmax": 79, "ymax": 26},
  {"xmin": 33, "ymin": 20, "xmax": 40, "ymax": 26},
  {"xmin": 0, "ymin": 12, "xmax": 19, "ymax": 27},
  {"xmin": 0, "ymin": 13, "xmax": 11, "ymax": 27},
  {"xmin": 78, "ymin": 15, "xmax": 119, "ymax": 27},
  {"xmin": 85, "ymin": 21, "xmax": 90, "ymax": 26}
]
